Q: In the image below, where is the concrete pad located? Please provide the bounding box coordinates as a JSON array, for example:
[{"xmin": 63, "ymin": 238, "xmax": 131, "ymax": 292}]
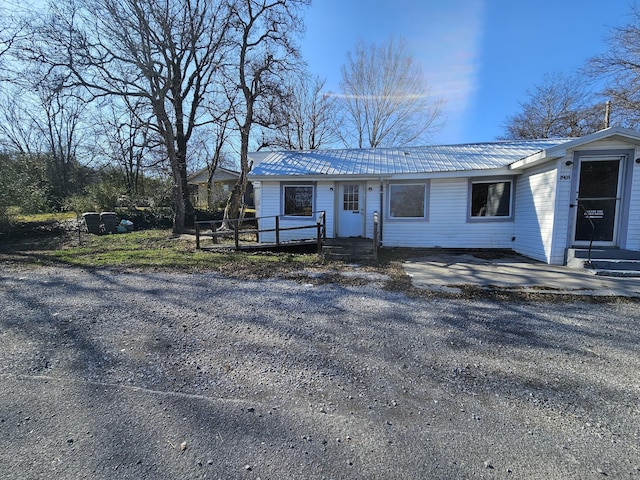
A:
[{"xmin": 403, "ymin": 253, "xmax": 640, "ymax": 296}]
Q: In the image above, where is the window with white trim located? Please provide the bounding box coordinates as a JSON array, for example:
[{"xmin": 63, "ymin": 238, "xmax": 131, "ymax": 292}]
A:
[
  {"xmin": 389, "ymin": 183, "xmax": 427, "ymax": 219},
  {"xmin": 283, "ymin": 185, "xmax": 314, "ymax": 216},
  {"xmin": 470, "ymin": 180, "xmax": 512, "ymax": 218}
]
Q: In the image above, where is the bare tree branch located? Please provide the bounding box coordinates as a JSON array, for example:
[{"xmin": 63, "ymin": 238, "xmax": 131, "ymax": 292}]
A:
[
  {"xmin": 221, "ymin": 0, "xmax": 310, "ymax": 225},
  {"xmin": 501, "ymin": 72, "xmax": 606, "ymax": 140},
  {"xmin": 337, "ymin": 36, "xmax": 444, "ymax": 148},
  {"xmin": 264, "ymin": 74, "xmax": 339, "ymax": 150},
  {"xmin": 23, "ymin": 0, "xmax": 231, "ymax": 232},
  {"xmin": 587, "ymin": 6, "xmax": 640, "ymax": 129}
]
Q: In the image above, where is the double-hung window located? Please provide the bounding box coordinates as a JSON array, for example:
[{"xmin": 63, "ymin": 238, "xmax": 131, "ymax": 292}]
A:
[{"xmin": 469, "ymin": 179, "xmax": 513, "ymax": 219}]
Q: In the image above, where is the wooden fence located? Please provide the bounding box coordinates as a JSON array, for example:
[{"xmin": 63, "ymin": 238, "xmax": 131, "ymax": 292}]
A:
[{"xmin": 195, "ymin": 211, "xmax": 326, "ymax": 253}]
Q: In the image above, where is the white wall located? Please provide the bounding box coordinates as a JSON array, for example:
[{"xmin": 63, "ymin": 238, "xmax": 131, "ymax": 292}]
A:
[
  {"xmin": 513, "ymin": 164, "xmax": 559, "ymax": 263},
  {"xmin": 622, "ymin": 147, "xmax": 640, "ymax": 251},
  {"xmin": 382, "ymin": 177, "xmax": 516, "ymax": 249},
  {"xmin": 549, "ymin": 159, "xmax": 574, "ymax": 264},
  {"xmin": 555, "ymin": 141, "xmax": 640, "ymax": 257},
  {"xmin": 547, "ymin": 140, "xmax": 640, "ymax": 263},
  {"xmin": 365, "ymin": 181, "xmax": 383, "ymax": 239},
  {"xmin": 256, "ymin": 181, "xmax": 334, "ymax": 243},
  {"xmin": 254, "ymin": 137, "xmax": 640, "ymax": 260}
]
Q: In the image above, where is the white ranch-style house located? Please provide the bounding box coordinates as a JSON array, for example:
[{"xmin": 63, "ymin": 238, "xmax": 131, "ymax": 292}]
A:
[{"xmin": 247, "ymin": 127, "xmax": 640, "ymax": 265}]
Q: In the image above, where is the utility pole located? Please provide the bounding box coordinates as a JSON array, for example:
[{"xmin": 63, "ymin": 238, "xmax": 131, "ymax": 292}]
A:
[{"xmin": 604, "ymin": 100, "xmax": 611, "ymax": 129}]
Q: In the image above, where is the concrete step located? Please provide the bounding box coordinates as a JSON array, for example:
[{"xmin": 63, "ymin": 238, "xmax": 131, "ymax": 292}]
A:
[
  {"xmin": 322, "ymin": 238, "xmax": 376, "ymax": 261},
  {"xmin": 323, "ymin": 248, "xmax": 375, "ymax": 261},
  {"xmin": 592, "ymin": 269, "xmax": 640, "ymax": 277},
  {"xmin": 567, "ymin": 248, "xmax": 640, "ymax": 277}
]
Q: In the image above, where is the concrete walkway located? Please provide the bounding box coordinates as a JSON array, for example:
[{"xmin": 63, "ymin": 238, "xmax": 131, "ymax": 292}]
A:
[{"xmin": 402, "ymin": 252, "xmax": 640, "ymax": 296}]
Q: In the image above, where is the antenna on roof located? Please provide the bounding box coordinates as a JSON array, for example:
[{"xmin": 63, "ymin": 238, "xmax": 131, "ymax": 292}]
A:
[{"xmin": 604, "ymin": 100, "xmax": 611, "ymax": 129}]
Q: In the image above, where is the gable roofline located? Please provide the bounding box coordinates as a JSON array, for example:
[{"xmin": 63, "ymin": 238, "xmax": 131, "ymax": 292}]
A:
[
  {"xmin": 188, "ymin": 166, "xmax": 240, "ymax": 183},
  {"xmin": 510, "ymin": 127, "xmax": 640, "ymax": 170}
]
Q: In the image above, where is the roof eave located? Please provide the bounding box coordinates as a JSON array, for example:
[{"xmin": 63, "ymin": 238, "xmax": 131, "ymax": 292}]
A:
[
  {"xmin": 249, "ymin": 166, "xmax": 515, "ymax": 181},
  {"xmin": 511, "ymin": 127, "xmax": 640, "ymax": 170},
  {"xmin": 510, "ymin": 150, "xmax": 566, "ymax": 170},
  {"xmin": 248, "ymin": 173, "xmax": 391, "ymax": 181}
]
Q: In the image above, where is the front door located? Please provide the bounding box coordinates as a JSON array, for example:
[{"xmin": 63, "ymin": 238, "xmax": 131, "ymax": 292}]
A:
[
  {"xmin": 573, "ymin": 157, "xmax": 623, "ymax": 246},
  {"xmin": 338, "ymin": 183, "xmax": 365, "ymax": 237}
]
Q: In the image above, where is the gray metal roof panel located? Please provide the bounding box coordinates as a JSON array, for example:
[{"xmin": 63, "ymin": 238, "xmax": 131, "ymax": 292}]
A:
[{"xmin": 249, "ymin": 139, "xmax": 571, "ymax": 177}]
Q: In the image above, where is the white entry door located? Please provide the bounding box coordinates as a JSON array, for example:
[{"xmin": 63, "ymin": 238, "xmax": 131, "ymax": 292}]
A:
[{"xmin": 338, "ymin": 183, "xmax": 365, "ymax": 237}]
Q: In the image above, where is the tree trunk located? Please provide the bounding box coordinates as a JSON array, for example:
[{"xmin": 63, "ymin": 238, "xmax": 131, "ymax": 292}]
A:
[
  {"xmin": 171, "ymin": 147, "xmax": 194, "ymax": 234},
  {"xmin": 221, "ymin": 125, "xmax": 249, "ymax": 228}
]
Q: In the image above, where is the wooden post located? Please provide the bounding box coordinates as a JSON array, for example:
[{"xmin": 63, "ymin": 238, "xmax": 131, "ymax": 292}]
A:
[
  {"xmin": 316, "ymin": 214, "xmax": 323, "ymax": 254},
  {"xmin": 234, "ymin": 220, "xmax": 240, "ymax": 250},
  {"xmin": 373, "ymin": 211, "xmax": 379, "ymax": 260},
  {"xmin": 195, "ymin": 222, "xmax": 201, "ymax": 249},
  {"xmin": 275, "ymin": 216, "xmax": 280, "ymax": 246}
]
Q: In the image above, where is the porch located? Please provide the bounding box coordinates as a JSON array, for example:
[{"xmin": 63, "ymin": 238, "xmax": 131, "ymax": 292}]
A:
[
  {"xmin": 322, "ymin": 237, "xmax": 379, "ymax": 261},
  {"xmin": 567, "ymin": 248, "xmax": 640, "ymax": 277}
]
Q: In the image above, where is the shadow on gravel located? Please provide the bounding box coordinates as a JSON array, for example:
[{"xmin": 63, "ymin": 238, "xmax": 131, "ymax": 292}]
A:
[{"xmin": 1, "ymin": 268, "xmax": 639, "ymax": 478}]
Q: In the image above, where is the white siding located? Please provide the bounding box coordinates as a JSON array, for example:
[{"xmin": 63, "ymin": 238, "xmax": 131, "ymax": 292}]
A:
[
  {"xmin": 253, "ymin": 138, "xmax": 640, "ymax": 258},
  {"xmin": 550, "ymin": 158, "xmax": 574, "ymax": 264},
  {"xmin": 513, "ymin": 164, "xmax": 558, "ymax": 263},
  {"xmin": 570, "ymin": 139, "xmax": 635, "ymax": 151},
  {"xmin": 256, "ymin": 181, "xmax": 334, "ymax": 243},
  {"xmin": 316, "ymin": 182, "xmax": 335, "ymax": 239},
  {"xmin": 365, "ymin": 181, "xmax": 383, "ymax": 238},
  {"xmin": 549, "ymin": 142, "xmax": 640, "ymax": 261},
  {"xmin": 382, "ymin": 178, "xmax": 516, "ymax": 249},
  {"xmin": 560, "ymin": 143, "xmax": 640, "ymax": 255},
  {"xmin": 620, "ymin": 146, "xmax": 640, "ymax": 250}
]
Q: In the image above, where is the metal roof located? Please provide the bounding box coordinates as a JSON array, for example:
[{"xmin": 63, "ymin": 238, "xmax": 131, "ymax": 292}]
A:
[{"xmin": 249, "ymin": 139, "xmax": 571, "ymax": 178}]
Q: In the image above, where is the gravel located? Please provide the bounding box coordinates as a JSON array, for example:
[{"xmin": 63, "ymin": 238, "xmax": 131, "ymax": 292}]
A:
[{"xmin": 0, "ymin": 266, "xmax": 639, "ymax": 479}]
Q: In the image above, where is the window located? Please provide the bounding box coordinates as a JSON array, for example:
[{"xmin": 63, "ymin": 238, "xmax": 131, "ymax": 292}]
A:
[
  {"xmin": 343, "ymin": 184, "xmax": 359, "ymax": 211},
  {"xmin": 389, "ymin": 183, "xmax": 426, "ymax": 219},
  {"xmin": 283, "ymin": 185, "xmax": 314, "ymax": 216},
  {"xmin": 470, "ymin": 180, "xmax": 512, "ymax": 218}
]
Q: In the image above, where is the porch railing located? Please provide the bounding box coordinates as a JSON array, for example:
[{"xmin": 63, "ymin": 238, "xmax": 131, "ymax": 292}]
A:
[
  {"xmin": 578, "ymin": 203, "xmax": 596, "ymax": 265},
  {"xmin": 195, "ymin": 210, "xmax": 326, "ymax": 253}
]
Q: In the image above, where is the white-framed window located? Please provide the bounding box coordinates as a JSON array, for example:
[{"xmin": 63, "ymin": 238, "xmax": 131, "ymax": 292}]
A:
[
  {"xmin": 469, "ymin": 179, "xmax": 513, "ymax": 219},
  {"xmin": 388, "ymin": 183, "xmax": 427, "ymax": 219},
  {"xmin": 283, "ymin": 184, "xmax": 314, "ymax": 216}
]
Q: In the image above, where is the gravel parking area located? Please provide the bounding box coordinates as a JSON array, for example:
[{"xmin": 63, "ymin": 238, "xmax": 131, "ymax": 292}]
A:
[{"xmin": 1, "ymin": 266, "xmax": 639, "ymax": 479}]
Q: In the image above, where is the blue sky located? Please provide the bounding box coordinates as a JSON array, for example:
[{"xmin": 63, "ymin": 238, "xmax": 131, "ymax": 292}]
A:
[{"xmin": 300, "ymin": 0, "xmax": 635, "ymax": 145}]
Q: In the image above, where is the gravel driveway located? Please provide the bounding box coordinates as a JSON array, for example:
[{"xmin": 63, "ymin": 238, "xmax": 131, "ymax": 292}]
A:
[{"xmin": 0, "ymin": 267, "xmax": 639, "ymax": 479}]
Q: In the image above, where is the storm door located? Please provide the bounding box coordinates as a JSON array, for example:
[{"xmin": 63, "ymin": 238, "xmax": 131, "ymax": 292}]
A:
[
  {"xmin": 338, "ymin": 183, "xmax": 365, "ymax": 237},
  {"xmin": 573, "ymin": 158, "xmax": 623, "ymax": 246}
]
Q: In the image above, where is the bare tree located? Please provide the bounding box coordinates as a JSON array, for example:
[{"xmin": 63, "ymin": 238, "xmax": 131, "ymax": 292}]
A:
[
  {"xmin": 95, "ymin": 97, "xmax": 160, "ymax": 199},
  {"xmin": 337, "ymin": 36, "xmax": 443, "ymax": 148},
  {"xmin": 588, "ymin": 6, "xmax": 640, "ymax": 130},
  {"xmin": 38, "ymin": 85, "xmax": 91, "ymax": 206},
  {"xmin": 502, "ymin": 73, "xmax": 606, "ymax": 140},
  {"xmin": 0, "ymin": 87, "xmax": 43, "ymax": 154},
  {"xmin": 0, "ymin": 3, "xmax": 29, "ymax": 79},
  {"xmin": 0, "ymin": 82, "xmax": 91, "ymax": 206},
  {"xmin": 221, "ymin": 0, "xmax": 310, "ymax": 225},
  {"xmin": 266, "ymin": 74, "xmax": 338, "ymax": 150},
  {"xmin": 24, "ymin": 0, "xmax": 231, "ymax": 232}
]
